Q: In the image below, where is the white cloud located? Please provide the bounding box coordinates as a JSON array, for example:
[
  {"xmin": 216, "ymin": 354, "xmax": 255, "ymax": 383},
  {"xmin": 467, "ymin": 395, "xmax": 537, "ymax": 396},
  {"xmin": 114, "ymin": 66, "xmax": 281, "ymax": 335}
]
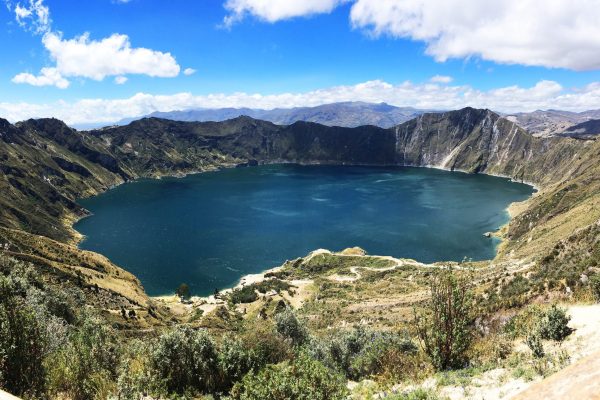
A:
[
  {"xmin": 8, "ymin": 0, "xmax": 181, "ymax": 88},
  {"xmin": 42, "ymin": 32, "xmax": 180, "ymax": 80},
  {"xmin": 12, "ymin": 32, "xmax": 181, "ymax": 88},
  {"xmin": 430, "ymin": 75, "xmax": 452, "ymax": 84},
  {"xmin": 223, "ymin": 0, "xmax": 348, "ymax": 26},
  {"xmin": 349, "ymin": 0, "xmax": 600, "ymax": 71},
  {"xmin": 221, "ymin": 0, "xmax": 600, "ymax": 71},
  {"xmin": 183, "ymin": 68, "xmax": 197, "ymax": 76},
  {"xmin": 12, "ymin": 67, "xmax": 69, "ymax": 89},
  {"xmin": 2, "ymin": 79, "xmax": 600, "ymax": 125},
  {"xmin": 9, "ymin": 0, "xmax": 51, "ymax": 34}
]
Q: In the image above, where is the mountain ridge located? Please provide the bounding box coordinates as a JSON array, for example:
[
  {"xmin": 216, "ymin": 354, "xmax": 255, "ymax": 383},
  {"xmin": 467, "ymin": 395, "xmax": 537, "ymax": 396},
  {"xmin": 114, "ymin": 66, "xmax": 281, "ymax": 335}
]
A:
[{"xmin": 96, "ymin": 101, "xmax": 433, "ymax": 130}]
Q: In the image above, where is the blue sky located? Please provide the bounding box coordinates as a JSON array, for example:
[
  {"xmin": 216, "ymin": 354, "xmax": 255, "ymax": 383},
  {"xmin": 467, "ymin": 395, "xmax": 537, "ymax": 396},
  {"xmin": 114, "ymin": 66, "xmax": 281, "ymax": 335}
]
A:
[{"xmin": 1, "ymin": 0, "xmax": 600, "ymax": 124}]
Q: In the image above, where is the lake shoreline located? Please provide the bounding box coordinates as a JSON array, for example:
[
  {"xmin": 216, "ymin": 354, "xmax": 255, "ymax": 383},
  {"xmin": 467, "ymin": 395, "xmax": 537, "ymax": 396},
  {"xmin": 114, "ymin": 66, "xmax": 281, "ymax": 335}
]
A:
[{"xmin": 72, "ymin": 162, "xmax": 535, "ymax": 297}]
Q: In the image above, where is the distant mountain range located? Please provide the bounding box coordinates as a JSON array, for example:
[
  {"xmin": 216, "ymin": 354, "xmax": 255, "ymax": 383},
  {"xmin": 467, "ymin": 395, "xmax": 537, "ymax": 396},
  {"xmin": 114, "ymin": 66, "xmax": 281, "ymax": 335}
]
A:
[
  {"xmin": 506, "ymin": 109, "xmax": 600, "ymax": 138},
  {"xmin": 71, "ymin": 102, "xmax": 600, "ymax": 140},
  {"xmin": 108, "ymin": 102, "xmax": 433, "ymax": 130}
]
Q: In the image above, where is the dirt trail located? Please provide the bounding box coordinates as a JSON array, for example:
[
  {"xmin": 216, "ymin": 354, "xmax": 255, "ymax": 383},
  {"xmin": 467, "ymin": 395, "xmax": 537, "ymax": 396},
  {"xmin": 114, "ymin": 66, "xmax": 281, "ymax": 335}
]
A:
[
  {"xmin": 512, "ymin": 350, "xmax": 600, "ymax": 400},
  {"xmin": 510, "ymin": 304, "xmax": 600, "ymax": 400}
]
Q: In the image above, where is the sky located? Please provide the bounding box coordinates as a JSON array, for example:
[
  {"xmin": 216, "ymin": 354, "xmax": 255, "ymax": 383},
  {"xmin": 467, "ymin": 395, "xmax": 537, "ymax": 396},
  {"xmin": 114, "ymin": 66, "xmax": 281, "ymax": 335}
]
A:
[{"xmin": 1, "ymin": 0, "xmax": 600, "ymax": 125}]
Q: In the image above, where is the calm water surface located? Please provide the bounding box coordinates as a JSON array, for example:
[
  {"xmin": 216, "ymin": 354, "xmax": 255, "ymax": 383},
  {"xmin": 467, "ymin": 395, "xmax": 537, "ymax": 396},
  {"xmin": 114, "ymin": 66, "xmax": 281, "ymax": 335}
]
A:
[{"xmin": 75, "ymin": 165, "xmax": 533, "ymax": 295}]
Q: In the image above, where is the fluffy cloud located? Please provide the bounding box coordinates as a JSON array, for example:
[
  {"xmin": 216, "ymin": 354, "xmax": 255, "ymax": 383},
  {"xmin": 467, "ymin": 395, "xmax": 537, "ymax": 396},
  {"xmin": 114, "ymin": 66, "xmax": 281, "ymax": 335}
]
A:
[
  {"xmin": 2, "ymin": 79, "xmax": 600, "ymax": 125},
  {"xmin": 350, "ymin": 0, "xmax": 600, "ymax": 70},
  {"xmin": 43, "ymin": 32, "xmax": 179, "ymax": 80},
  {"xmin": 8, "ymin": 0, "xmax": 181, "ymax": 88},
  {"xmin": 12, "ymin": 67, "xmax": 69, "ymax": 88},
  {"xmin": 223, "ymin": 0, "xmax": 348, "ymax": 26},
  {"xmin": 12, "ymin": 32, "xmax": 181, "ymax": 88},
  {"xmin": 183, "ymin": 68, "xmax": 197, "ymax": 76},
  {"xmin": 222, "ymin": 0, "xmax": 600, "ymax": 71}
]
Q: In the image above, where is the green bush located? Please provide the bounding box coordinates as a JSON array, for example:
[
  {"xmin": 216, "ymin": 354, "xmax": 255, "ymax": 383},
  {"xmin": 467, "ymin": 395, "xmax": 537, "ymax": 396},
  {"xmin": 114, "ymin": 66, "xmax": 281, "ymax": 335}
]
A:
[
  {"xmin": 415, "ymin": 271, "xmax": 474, "ymax": 371},
  {"xmin": 589, "ymin": 274, "xmax": 600, "ymax": 302},
  {"xmin": 45, "ymin": 314, "xmax": 119, "ymax": 400},
  {"xmin": 117, "ymin": 340, "xmax": 167, "ymax": 400},
  {"xmin": 229, "ymin": 285, "xmax": 258, "ymax": 304},
  {"xmin": 240, "ymin": 322, "xmax": 293, "ymax": 367},
  {"xmin": 0, "ymin": 300, "xmax": 47, "ymax": 398},
  {"xmin": 254, "ymin": 279, "xmax": 292, "ymax": 294},
  {"xmin": 0, "ymin": 258, "xmax": 72, "ymax": 399},
  {"xmin": 538, "ymin": 305, "xmax": 572, "ymax": 342},
  {"xmin": 150, "ymin": 326, "xmax": 219, "ymax": 396},
  {"xmin": 387, "ymin": 388, "xmax": 442, "ymax": 400},
  {"xmin": 218, "ymin": 335, "xmax": 260, "ymax": 390},
  {"xmin": 308, "ymin": 327, "xmax": 417, "ymax": 380},
  {"xmin": 275, "ymin": 308, "xmax": 309, "ymax": 346},
  {"xmin": 230, "ymin": 353, "xmax": 348, "ymax": 400},
  {"xmin": 525, "ymin": 332, "xmax": 545, "ymax": 358}
]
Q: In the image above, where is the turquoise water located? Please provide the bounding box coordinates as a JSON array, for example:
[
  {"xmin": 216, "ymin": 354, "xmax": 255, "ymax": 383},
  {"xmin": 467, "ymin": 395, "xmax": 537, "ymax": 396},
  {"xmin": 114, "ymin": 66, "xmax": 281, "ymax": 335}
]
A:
[{"xmin": 75, "ymin": 165, "xmax": 533, "ymax": 296}]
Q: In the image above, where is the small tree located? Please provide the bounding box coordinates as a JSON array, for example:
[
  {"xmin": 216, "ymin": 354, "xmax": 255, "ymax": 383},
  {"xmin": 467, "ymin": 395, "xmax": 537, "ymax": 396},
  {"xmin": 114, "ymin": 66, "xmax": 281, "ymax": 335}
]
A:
[
  {"xmin": 275, "ymin": 308, "xmax": 308, "ymax": 346},
  {"xmin": 230, "ymin": 352, "xmax": 348, "ymax": 400},
  {"xmin": 176, "ymin": 283, "xmax": 191, "ymax": 300},
  {"xmin": 538, "ymin": 304, "xmax": 572, "ymax": 342},
  {"xmin": 525, "ymin": 332, "xmax": 545, "ymax": 358},
  {"xmin": 150, "ymin": 326, "xmax": 218, "ymax": 395},
  {"xmin": 414, "ymin": 271, "xmax": 474, "ymax": 371},
  {"xmin": 589, "ymin": 275, "xmax": 600, "ymax": 302}
]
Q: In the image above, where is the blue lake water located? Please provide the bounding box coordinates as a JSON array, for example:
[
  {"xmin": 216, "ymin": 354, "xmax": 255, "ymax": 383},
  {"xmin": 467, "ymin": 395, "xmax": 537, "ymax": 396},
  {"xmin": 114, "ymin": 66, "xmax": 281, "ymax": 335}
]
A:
[{"xmin": 74, "ymin": 164, "xmax": 534, "ymax": 296}]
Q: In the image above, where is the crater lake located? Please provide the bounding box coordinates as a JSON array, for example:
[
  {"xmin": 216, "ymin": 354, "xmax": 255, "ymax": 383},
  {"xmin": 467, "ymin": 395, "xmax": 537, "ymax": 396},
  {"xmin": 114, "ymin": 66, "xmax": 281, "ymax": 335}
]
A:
[{"xmin": 74, "ymin": 164, "xmax": 534, "ymax": 296}]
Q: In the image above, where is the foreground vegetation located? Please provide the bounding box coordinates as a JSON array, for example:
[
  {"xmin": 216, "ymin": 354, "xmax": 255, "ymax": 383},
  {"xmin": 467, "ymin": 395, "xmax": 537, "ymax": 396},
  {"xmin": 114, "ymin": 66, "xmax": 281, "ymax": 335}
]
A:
[{"xmin": 2, "ymin": 249, "xmax": 590, "ymax": 399}]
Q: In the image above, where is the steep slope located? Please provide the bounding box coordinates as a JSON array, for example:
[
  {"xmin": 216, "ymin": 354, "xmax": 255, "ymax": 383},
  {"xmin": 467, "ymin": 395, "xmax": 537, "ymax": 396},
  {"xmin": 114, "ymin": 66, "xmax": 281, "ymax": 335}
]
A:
[
  {"xmin": 0, "ymin": 118, "xmax": 125, "ymax": 242},
  {"xmin": 561, "ymin": 119, "xmax": 600, "ymax": 139}
]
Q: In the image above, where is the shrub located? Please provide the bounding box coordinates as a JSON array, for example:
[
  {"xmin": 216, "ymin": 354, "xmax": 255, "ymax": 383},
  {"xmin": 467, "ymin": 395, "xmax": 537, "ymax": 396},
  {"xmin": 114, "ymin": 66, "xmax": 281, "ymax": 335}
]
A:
[
  {"xmin": 254, "ymin": 278, "xmax": 292, "ymax": 294},
  {"xmin": 414, "ymin": 271, "xmax": 474, "ymax": 371},
  {"xmin": 176, "ymin": 283, "xmax": 191, "ymax": 300},
  {"xmin": 230, "ymin": 353, "xmax": 348, "ymax": 400},
  {"xmin": 470, "ymin": 334, "xmax": 513, "ymax": 368},
  {"xmin": 503, "ymin": 305, "xmax": 544, "ymax": 339},
  {"xmin": 589, "ymin": 274, "xmax": 600, "ymax": 302},
  {"xmin": 117, "ymin": 340, "xmax": 167, "ymax": 400},
  {"xmin": 538, "ymin": 305, "xmax": 572, "ymax": 342},
  {"xmin": 525, "ymin": 332, "xmax": 545, "ymax": 359},
  {"xmin": 218, "ymin": 335, "xmax": 259, "ymax": 390},
  {"xmin": 387, "ymin": 388, "xmax": 442, "ymax": 400},
  {"xmin": 0, "ymin": 300, "xmax": 47, "ymax": 398},
  {"xmin": 150, "ymin": 326, "xmax": 219, "ymax": 395},
  {"xmin": 275, "ymin": 308, "xmax": 309, "ymax": 346},
  {"xmin": 45, "ymin": 314, "xmax": 119, "ymax": 400},
  {"xmin": 307, "ymin": 327, "xmax": 417, "ymax": 380},
  {"xmin": 229, "ymin": 285, "xmax": 258, "ymax": 304},
  {"xmin": 240, "ymin": 322, "xmax": 293, "ymax": 367}
]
